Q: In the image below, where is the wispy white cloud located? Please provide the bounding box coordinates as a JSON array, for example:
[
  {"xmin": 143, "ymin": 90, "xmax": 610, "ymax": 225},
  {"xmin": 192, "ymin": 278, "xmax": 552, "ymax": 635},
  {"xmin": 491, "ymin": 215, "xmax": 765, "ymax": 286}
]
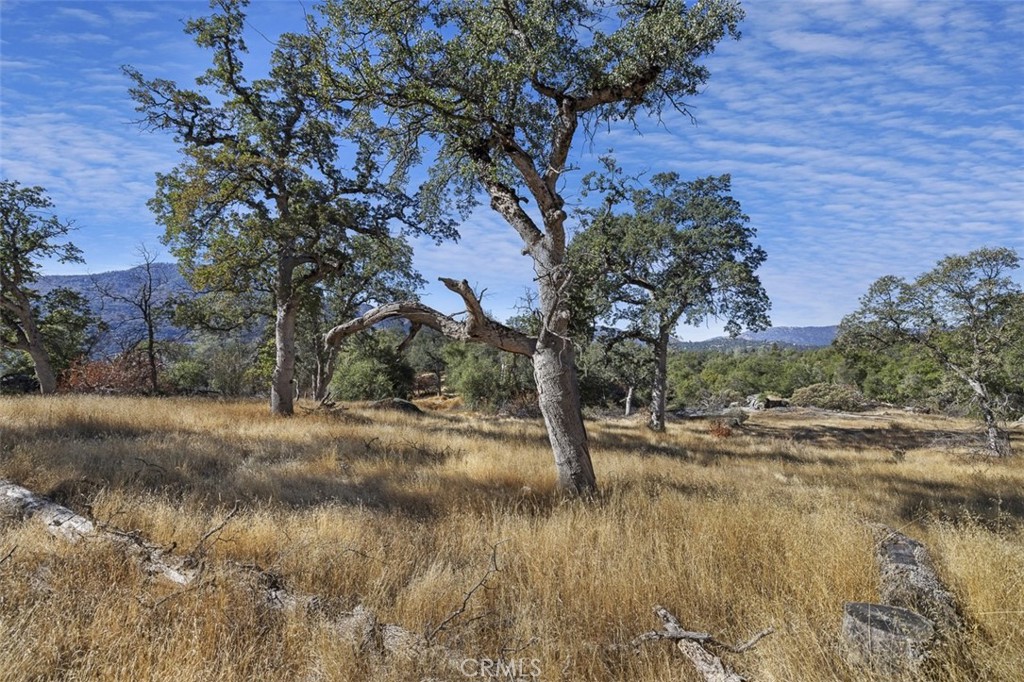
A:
[
  {"xmin": 56, "ymin": 7, "xmax": 107, "ymax": 27},
  {"xmin": 30, "ymin": 31, "xmax": 114, "ymax": 46},
  {"xmin": 105, "ymin": 6, "xmax": 160, "ymax": 25}
]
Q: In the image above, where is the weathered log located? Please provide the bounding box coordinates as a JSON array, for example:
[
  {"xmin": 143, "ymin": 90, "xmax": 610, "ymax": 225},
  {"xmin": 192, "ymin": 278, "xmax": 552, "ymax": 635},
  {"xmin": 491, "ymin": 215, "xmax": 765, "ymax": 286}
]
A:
[
  {"xmin": 872, "ymin": 525, "xmax": 961, "ymax": 633},
  {"xmin": 1, "ymin": 479, "xmax": 96, "ymax": 542},
  {"xmin": 841, "ymin": 525, "xmax": 965, "ymax": 677},
  {"xmin": 842, "ymin": 602, "xmax": 934, "ymax": 675}
]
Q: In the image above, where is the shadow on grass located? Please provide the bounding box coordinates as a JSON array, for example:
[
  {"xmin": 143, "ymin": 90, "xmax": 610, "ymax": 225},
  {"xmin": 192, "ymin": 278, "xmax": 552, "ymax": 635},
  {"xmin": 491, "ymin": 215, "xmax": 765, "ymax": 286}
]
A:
[
  {"xmin": 741, "ymin": 421, "xmax": 937, "ymax": 452},
  {"xmin": 858, "ymin": 471, "xmax": 1024, "ymax": 528},
  {"xmin": 8, "ymin": 431, "xmax": 572, "ymax": 524},
  {"xmin": 590, "ymin": 426, "xmax": 853, "ymax": 468}
]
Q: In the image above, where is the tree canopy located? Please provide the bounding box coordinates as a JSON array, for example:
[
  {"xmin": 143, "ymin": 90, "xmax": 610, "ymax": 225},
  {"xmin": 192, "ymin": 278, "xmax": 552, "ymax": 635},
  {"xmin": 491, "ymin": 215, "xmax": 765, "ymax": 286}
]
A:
[
  {"xmin": 126, "ymin": 0, "xmax": 452, "ymax": 415},
  {"xmin": 0, "ymin": 180, "xmax": 85, "ymax": 393},
  {"xmin": 319, "ymin": 0, "xmax": 745, "ymax": 493},
  {"xmin": 570, "ymin": 163, "xmax": 769, "ymax": 429}
]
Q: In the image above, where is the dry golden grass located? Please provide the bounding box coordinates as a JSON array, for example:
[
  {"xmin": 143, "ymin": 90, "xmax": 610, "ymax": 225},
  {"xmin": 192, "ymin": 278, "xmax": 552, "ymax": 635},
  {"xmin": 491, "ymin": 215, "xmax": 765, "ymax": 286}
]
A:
[{"xmin": 1, "ymin": 395, "xmax": 1022, "ymax": 681}]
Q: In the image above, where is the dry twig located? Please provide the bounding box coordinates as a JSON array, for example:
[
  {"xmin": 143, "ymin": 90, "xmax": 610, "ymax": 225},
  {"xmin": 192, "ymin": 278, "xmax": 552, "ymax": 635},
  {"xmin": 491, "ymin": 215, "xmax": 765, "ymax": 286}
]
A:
[
  {"xmin": 426, "ymin": 541, "xmax": 505, "ymax": 643},
  {"xmin": 190, "ymin": 501, "xmax": 240, "ymax": 560}
]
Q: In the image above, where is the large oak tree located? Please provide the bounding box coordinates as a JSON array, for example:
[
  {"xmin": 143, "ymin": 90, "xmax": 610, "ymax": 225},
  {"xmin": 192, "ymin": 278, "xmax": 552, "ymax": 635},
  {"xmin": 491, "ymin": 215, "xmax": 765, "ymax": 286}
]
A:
[
  {"xmin": 839, "ymin": 247, "xmax": 1024, "ymax": 457},
  {"xmin": 319, "ymin": 0, "xmax": 744, "ymax": 493},
  {"xmin": 570, "ymin": 165, "xmax": 769, "ymax": 431},
  {"xmin": 0, "ymin": 180, "xmax": 84, "ymax": 394},
  {"xmin": 127, "ymin": 0, "xmax": 452, "ymax": 415}
]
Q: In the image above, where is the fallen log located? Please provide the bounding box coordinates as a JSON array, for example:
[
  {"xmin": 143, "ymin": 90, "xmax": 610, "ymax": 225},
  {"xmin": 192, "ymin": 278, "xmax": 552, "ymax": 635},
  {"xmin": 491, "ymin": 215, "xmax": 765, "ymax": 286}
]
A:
[
  {"xmin": 2, "ymin": 478, "xmax": 195, "ymax": 585},
  {"xmin": 841, "ymin": 525, "xmax": 965, "ymax": 677},
  {"xmin": 841, "ymin": 602, "xmax": 934, "ymax": 675},
  {"xmin": 0, "ymin": 478, "xmax": 457, "ymax": 666},
  {"xmin": 632, "ymin": 605, "xmax": 773, "ymax": 682}
]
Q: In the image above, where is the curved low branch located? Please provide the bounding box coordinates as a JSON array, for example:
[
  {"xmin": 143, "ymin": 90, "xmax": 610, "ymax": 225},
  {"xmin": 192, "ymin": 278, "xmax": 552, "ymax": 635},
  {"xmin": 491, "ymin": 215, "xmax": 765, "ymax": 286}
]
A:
[{"xmin": 325, "ymin": 278, "xmax": 536, "ymax": 356}]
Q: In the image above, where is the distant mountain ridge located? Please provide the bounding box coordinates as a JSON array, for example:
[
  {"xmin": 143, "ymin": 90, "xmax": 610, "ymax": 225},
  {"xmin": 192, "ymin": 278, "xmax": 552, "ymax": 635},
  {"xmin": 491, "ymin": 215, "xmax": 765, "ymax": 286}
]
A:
[
  {"xmin": 738, "ymin": 325, "xmax": 838, "ymax": 346},
  {"xmin": 36, "ymin": 266, "xmax": 838, "ymax": 354},
  {"xmin": 673, "ymin": 325, "xmax": 838, "ymax": 350},
  {"xmin": 35, "ymin": 264, "xmax": 406, "ymax": 355},
  {"xmin": 36, "ymin": 263, "xmax": 188, "ymax": 300},
  {"xmin": 36, "ymin": 263, "xmax": 192, "ymax": 356}
]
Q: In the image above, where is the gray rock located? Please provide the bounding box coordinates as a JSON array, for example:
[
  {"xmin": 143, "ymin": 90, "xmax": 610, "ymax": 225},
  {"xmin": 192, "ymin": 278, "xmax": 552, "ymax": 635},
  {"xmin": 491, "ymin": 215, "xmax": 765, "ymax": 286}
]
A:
[{"xmin": 842, "ymin": 602, "xmax": 935, "ymax": 675}]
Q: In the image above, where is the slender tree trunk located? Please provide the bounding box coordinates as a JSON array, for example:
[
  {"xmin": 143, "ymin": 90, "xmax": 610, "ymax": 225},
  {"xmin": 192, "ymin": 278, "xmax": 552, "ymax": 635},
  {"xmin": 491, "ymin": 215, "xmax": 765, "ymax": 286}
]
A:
[
  {"xmin": 271, "ymin": 256, "xmax": 298, "ymax": 416},
  {"xmin": 25, "ymin": 327, "xmax": 58, "ymax": 394},
  {"xmin": 648, "ymin": 327, "xmax": 670, "ymax": 432},
  {"xmin": 145, "ymin": 316, "xmax": 158, "ymax": 393},
  {"xmin": 312, "ymin": 346, "xmax": 339, "ymax": 402},
  {"xmin": 964, "ymin": 374, "xmax": 1009, "ymax": 457},
  {"xmin": 624, "ymin": 385, "xmax": 634, "ymax": 417},
  {"xmin": 981, "ymin": 403, "xmax": 1008, "ymax": 457},
  {"xmin": 532, "ymin": 336, "xmax": 596, "ymax": 494}
]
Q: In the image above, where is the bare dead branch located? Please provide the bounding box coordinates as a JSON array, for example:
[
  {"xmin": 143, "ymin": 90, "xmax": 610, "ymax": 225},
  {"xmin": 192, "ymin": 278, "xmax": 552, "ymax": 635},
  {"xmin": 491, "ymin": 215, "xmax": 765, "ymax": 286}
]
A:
[
  {"xmin": 190, "ymin": 501, "xmax": 240, "ymax": 559},
  {"xmin": 718, "ymin": 627, "xmax": 776, "ymax": 654},
  {"xmin": 633, "ymin": 605, "xmax": 773, "ymax": 682},
  {"xmin": 396, "ymin": 321, "xmax": 423, "ymax": 353},
  {"xmin": 324, "ymin": 279, "xmax": 535, "ymax": 356},
  {"xmin": 426, "ymin": 541, "xmax": 505, "ymax": 644}
]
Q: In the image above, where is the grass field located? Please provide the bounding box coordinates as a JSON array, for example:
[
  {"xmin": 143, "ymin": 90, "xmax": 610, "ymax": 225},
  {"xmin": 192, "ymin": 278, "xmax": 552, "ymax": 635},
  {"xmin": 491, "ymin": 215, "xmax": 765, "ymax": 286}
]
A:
[{"xmin": 1, "ymin": 395, "xmax": 1022, "ymax": 681}]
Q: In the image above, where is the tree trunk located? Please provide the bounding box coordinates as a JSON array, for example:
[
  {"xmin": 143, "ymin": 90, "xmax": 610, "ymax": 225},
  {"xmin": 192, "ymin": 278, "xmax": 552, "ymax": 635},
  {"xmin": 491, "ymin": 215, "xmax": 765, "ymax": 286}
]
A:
[
  {"xmin": 981, "ymin": 404, "xmax": 1008, "ymax": 457},
  {"xmin": 532, "ymin": 337, "xmax": 596, "ymax": 494},
  {"xmin": 648, "ymin": 327, "xmax": 670, "ymax": 432},
  {"xmin": 271, "ymin": 298, "xmax": 298, "ymax": 415},
  {"xmin": 271, "ymin": 254, "xmax": 298, "ymax": 415},
  {"xmin": 4, "ymin": 289, "xmax": 58, "ymax": 394},
  {"xmin": 964, "ymin": 374, "xmax": 1009, "ymax": 456},
  {"xmin": 145, "ymin": 315, "xmax": 159, "ymax": 393},
  {"xmin": 312, "ymin": 346, "xmax": 339, "ymax": 402},
  {"xmin": 624, "ymin": 385, "xmax": 634, "ymax": 417},
  {"xmin": 23, "ymin": 316, "xmax": 57, "ymax": 395}
]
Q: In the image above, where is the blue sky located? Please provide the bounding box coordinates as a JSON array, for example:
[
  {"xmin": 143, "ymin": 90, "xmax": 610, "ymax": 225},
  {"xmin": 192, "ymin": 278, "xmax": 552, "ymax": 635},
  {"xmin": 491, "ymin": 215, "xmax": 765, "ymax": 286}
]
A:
[{"xmin": 1, "ymin": 0, "xmax": 1022, "ymax": 340}]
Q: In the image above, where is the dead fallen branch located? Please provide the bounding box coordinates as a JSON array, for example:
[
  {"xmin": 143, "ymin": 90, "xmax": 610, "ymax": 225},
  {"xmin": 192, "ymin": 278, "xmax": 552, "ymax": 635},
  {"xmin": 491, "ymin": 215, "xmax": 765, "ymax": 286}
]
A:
[
  {"xmin": 0, "ymin": 478, "xmax": 461, "ymax": 669},
  {"xmin": 2, "ymin": 478, "xmax": 195, "ymax": 584},
  {"xmin": 633, "ymin": 606, "xmax": 773, "ymax": 682}
]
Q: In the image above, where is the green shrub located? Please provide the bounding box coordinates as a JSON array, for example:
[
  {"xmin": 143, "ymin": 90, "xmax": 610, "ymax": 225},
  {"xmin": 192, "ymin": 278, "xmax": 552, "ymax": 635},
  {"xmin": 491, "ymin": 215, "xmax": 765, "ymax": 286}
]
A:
[
  {"xmin": 165, "ymin": 360, "xmax": 209, "ymax": 393},
  {"xmin": 444, "ymin": 343, "xmax": 534, "ymax": 410},
  {"xmin": 329, "ymin": 332, "xmax": 414, "ymax": 401},
  {"xmin": 789, "ymin": 383, "xmax": 866, "ymax": 411}
]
